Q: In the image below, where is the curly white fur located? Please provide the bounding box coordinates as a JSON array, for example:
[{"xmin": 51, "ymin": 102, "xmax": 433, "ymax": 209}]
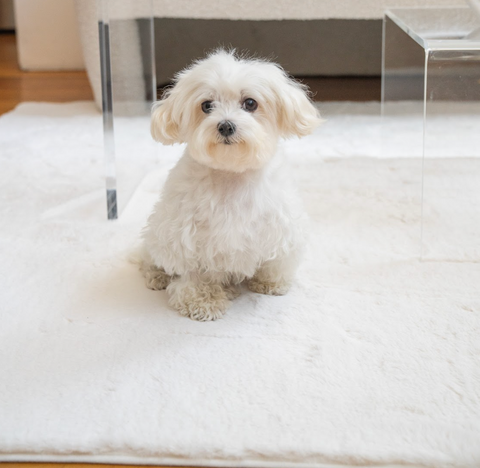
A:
[{"xmin": 141, "ymin": 50, "xmax": 322, "ymax": 321}]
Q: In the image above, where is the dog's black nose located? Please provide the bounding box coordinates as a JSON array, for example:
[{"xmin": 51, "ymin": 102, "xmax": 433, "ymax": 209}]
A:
[{"xmin": 218, "ymin": 120, "xmax": 236, "ymax": 137}]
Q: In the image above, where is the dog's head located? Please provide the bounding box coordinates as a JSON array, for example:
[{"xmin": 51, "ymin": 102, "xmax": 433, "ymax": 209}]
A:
[{"xmin": 151, "ymin": 50, "xmax": 322, "ymax": 172}]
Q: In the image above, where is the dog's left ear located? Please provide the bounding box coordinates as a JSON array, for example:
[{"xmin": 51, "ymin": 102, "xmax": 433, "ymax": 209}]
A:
[{"xmin": 272, "ymin": 67, "xmax": 323, "ymax": 138}]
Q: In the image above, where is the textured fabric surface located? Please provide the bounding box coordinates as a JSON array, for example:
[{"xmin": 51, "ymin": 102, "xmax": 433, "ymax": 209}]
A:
[{"xmin": 1, "ymin": 102, "xmax": 480, "ymax": 467}]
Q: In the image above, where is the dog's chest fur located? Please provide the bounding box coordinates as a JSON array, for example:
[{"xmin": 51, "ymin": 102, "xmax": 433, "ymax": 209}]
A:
[{"xmin": 144, "ymin": 152, "xmax": 301, "ymax": 277}]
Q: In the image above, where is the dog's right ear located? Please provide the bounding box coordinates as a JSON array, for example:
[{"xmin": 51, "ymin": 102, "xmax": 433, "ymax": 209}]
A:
[{"xmin": 150, "ymin": 93, "xmax": 182, "ymax": 145}]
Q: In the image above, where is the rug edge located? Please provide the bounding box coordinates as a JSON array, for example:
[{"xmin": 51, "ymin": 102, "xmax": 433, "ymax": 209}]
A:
[{"xmin": 0, "ymin": 453, "xmax": 430, "ymax": 468}]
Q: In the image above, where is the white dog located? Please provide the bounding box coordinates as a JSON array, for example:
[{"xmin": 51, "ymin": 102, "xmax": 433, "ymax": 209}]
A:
[{"xmin": 141, "ymin": 50, "xmax": 321, "ymax": 321}]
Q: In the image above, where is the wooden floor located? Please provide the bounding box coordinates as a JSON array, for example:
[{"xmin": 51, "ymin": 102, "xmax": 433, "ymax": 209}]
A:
[
  {"xmin": 303, "ymin": 75, "xmax": 381, "ymax": 101},
  {"xmin": 1, "ymin": 461, "xmax": 223, "ymax": 468},
  {"xmin": 0, "ymin": 33, "xmax": 94, "ymax": 115},
  {"xmin": 1, "ymin": 464, "xmax": 190, "ymax": 468}
]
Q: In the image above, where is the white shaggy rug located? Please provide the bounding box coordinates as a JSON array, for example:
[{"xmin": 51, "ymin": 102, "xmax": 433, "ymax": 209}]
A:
[{"xmin": 1, "ymin": 102, "xmax": 480, "ymax": 468}]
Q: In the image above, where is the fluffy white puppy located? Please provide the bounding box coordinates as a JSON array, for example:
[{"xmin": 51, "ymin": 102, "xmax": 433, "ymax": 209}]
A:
[{"xmin": 141, "ymin": 50, "xmax": 321, "ymax": 321}]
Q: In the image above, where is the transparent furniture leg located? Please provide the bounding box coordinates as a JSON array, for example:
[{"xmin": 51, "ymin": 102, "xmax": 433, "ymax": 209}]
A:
[
  {"xmin": 98, "ymin": 18, "xmax": 117, "ymax": 220},
  {"xmin": 98, "ymin": 0, "xmax": 156, "ymax": 220},
  {"xmin": 422, "ymin": 48, "xmax": 480, "ymax": 260},
  {"xmin": 381, "ymin": 15, "xmax": 425, "ymax": 257},
  {"xmin": 382, "ymin": 8, "xmax": 480, "ymax": 261}
]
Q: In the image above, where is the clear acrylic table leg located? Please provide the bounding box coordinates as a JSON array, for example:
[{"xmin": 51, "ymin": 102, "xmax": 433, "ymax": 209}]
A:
[
  {"xmin": 98, "ymin": 0, "xmax": 156, "ymax": 220},
  {"xmin": 422, "ymin": 48, "xmax": 480, "ymax": 260},
  {"xmin": 381, "ymin": 15, "xmax": 425, "ymax": 258},
  {"xmin": 383, "ymin": 9, "xmax": 480, "ymax": 261},
  {"xmin": 98, "ymin": 17, "xmax": 117, "ymax": 220}
]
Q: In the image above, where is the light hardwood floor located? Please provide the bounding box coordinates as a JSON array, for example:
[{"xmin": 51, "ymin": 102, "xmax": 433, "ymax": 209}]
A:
[
  {"xmin": 0, "ymin": 33, "xmax": 94, "ymax": 115},
  {"xmin": 1, "ymin": 464, "xmax": 191, "ymax": 468}
]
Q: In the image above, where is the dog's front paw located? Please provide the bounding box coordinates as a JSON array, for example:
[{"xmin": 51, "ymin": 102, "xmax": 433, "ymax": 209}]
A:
[
  {"xmin": 142, "ymin": 264, "xmax": 172, "ymax": 290},
  {"xmin": 247, "ymin": 278, "xmax": 290, "ymax": 296},
  {"xmin": 168, "ymin": 282, "xmax": 230, "ymax": 321},
  {"xmin": 183, "ymin": 302, "xmax": 228, "ymax": 321}
]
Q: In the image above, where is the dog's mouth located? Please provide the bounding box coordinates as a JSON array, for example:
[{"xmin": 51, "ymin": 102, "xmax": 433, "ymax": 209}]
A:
[{"xmin": 215, "ymin": 133, "xmax": 241, "ymax": 146}]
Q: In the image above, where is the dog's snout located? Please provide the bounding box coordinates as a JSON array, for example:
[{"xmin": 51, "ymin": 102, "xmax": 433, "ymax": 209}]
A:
[{"xmin": 218, "ymin": 120, "xmax": 236, "ymax": 137}]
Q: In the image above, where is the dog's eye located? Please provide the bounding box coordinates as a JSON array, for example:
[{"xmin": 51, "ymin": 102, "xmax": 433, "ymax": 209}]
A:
[
  {"xmin": 201, "ymin": 101, "xmax": 214, "ymax": 114},
  {"xmin": 242, "ymin": 98, "xmax": 258, "ymax": 112}
]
